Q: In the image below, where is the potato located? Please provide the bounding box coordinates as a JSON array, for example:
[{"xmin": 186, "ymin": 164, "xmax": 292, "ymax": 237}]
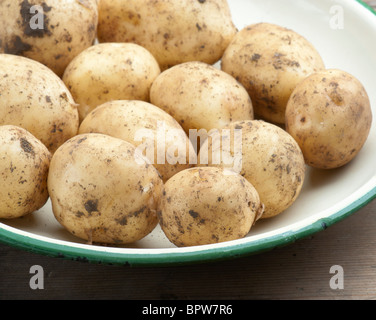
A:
[
  {"xmin": 0, "ymin": 0, "xmax": 98, "ymax": 77},
  {"xmin": 221, "ymin": 23, "xmax": 325, "ymax": 125},
  {"xmin": 150, "ymin": 61, "xmax": 254, "ymax": 141},
  {"xmin": 285, "ymin": 69, "xmax": 373, "ymax": 169},
  {"xmin": 97, "ymin": 0, "xmax": 237, "ymax": 70},
  {"xmin": 158, "ymin": 167, "xmax": 264, "ymax": 247},
  {"xmin": 48, "ymin": 133, "xmax": 164, "ymax": 245},
  {"xmin": 0, "ymin": 54, "xmax": 79, "ymax": 153},
  {"xmin": 0, "ymin": 125, "xmax": 51, "ymax": 219},
  {"xmin": 79, "ymin": 100, "xmax": 196, "ymax": 182},
  {"xmin": 198, "ymin": 120, "xmax": 306, "ymax": 219},
  {"xmin": 62, "ymin": 43, "xmax": 161, "ymax": 122}
]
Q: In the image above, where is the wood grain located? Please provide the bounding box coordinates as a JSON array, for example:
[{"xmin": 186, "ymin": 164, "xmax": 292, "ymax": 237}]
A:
[{"xmin": 0, "ymin": 0, "xmax": 376, "ymax": 301}]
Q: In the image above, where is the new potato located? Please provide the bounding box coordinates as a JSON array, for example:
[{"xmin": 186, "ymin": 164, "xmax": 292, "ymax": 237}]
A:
[
  {"xmin": 0, "ymin": 54, "xmax": 79, "ymax": 153},
  {"xmin": 79, "ymin": 100, "xmax": 197, "ymax": 182},
  {"xmin": 221, "ymin": 22, "xmax": 325, "ymax": 124},
  {"xmin": 48, "ymin": 134, "xmax": 164, "ymax": 245},
  {"xmin": 62, "ymin": 43, "xmax": 161, "ymax": 122},
  {"xmin": 158, "ymin": 167, "xmax": 264, "ymax": 247},
  {"xmin": 150, "ymin": 61, "xmax": 254, "ymax": 138},
  {"xmin": 0, "ymin": 0, "xmax": 98, "ymax": 77},
  {"xmin": 97, "ymin": 0, "xmax": 237, "ymax": 70},
  {"xmin": 0, "ymin": 125, "xmax": 51, "ymax": 219},
  {"xmin": 198, "ymin": 120, "xmax": 306, "ymax": 218},
  {"xmin": 285, "ymin": 69, "xmax": 373, "ymax": 169}
]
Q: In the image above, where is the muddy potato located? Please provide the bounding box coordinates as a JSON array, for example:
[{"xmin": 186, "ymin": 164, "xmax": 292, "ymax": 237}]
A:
[
  {"xmin": 285, "ymin": 69, "xmax": 373, "ymax": 169},
  {"xmin": 0, "ymin": 0, "xmax": 98, "ymax": 77},
  {"xmin": 62, "ymin": 43, "xmax": 161, "ymax": 122},
  {"xmin": 150, "ymin": 61, "xmax": 254, "ymax": 138},
  {"xmin": 48, "ymin": 133, "xmax": 164, "ymax": 245},
  {"xmin": 79, "ymin": 100, "xmax": 196, "ymax": 182},
  {"xmin": 198, "ymin": 120, "xmax": 306, "ymax": 219},
  {"xmin": 97, "ymin": 0, "xmax": 237, "ymax": 70},
  {"xmin": 0, "ymin": 125, "xmax": 51, "ymax": 219},
  {"xmin": 0, "ymin": 54, "xmax": 79, "ymax": 153},
  {"xmin": 158, "ymin": 167, "xmax": 264, "ymax": 247},
  {"xmin": 221, "ymin": 23, "xmax": 325, "ymax": 125}
]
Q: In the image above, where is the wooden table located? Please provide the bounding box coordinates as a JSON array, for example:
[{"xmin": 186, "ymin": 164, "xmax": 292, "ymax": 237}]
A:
[{"xmin": 1, "ymin": 0, "xmax": 376, "ymax": 301}]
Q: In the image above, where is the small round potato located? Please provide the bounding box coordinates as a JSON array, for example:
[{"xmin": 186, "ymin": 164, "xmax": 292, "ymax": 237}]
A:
[
  {"xmin": 97, "ymin": 0, "xmax": 237, "ymax": 70},
  {"xmin": 79, "ymin": 100, "xmax": 197, "ymax": 182},
  {"xmin": 0, "ymin": 0, "xmax": 98, "ymax": 77},
  {"xmin": 48, "ymin": 133, "xmax": 164, "ymax": 245},
  {"xmin": 0, "ymin": 125, "xmax": 51, "ymax": 219},
  {"xmin": 221, "ymin": 23, "xmax": 325, "ymax": 124},
  {"xmin": 198, "ymin": 120, "xmax": 306, "ymax": 219},
  {"xmin": 285, "ymin": 69, "xmax": 373, "ymax": 169},
  {"xmin": 150, "ymin": 61, "xmax": 254, "ymax": 136},
  {"xmin": 158, "ymin": 167, "xmax": 264, "ymax": 247},
  {"xmin": 0, "ymin": 54, "xmax": 79, "ymax": 153},
  {"xmin": 62, "ymin": 43, "xmax": 161, "ymax": 122}
]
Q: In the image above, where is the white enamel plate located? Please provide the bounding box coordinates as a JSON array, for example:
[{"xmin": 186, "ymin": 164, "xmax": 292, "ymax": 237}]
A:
[{"xmin": 1, "ymin": 0, "xmax": 376, "ymax": 266}]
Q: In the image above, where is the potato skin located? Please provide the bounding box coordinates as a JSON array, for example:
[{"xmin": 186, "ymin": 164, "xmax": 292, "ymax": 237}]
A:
[
  {"xmin": 97, "ymin": 0, "xmax": 237, "ymax": 70},
  {"xmin": 79, "ymin": 100, "xmax": 196, "ymax": 182},
  {"xmin": 0, "ymin": 54, "xmax": 79, "ymax": 153},
  {"xmin": 198, "ymin": 120, "xmax": 306, "ymax": 219},
  {"xmin": 221, "ymin": 23, "xmax": 325, "ymax": 124},
  {"xmin": 150, "ymin": 61, "xmax": 254, "ymax": 134},
  {"xmin": 0, "ymin": 0, "xmax": 98, "ymax": 77},
  {"xmin": 158, "ymin": 167, "xmax": 263, "ymax": 247},
  {"xmin": 48, "ymin": 134, "xmax": 164, "ymax": 245},
  {"xmin": 62, "ymin": 43, "xmax": 161, "ymax": 122},
  {"xmin": 285, "ymin": 69, "xmax": 373, "ymax": 169},
  {"xmin": 0, "ymin": 125, "xmax": 51, "ymax": 219}
]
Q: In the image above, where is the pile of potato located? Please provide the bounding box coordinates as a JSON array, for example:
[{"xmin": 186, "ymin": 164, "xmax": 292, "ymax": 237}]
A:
[{"xmin": 0, "ymin": 0, "xmax": 372, "ymax": 247}]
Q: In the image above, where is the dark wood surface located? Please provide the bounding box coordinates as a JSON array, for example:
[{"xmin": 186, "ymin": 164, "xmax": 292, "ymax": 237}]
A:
[{"xmin": 1, "ymin": 1, "xmax": 376, "ymax": 301}]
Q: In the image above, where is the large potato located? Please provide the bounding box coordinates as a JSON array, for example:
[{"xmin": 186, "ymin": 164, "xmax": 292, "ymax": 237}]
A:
[
  {"xmin": 158, "ymin": 167, "xmax": 264, "ymax": 247},
  {"xmin": 285, "ymin": 69, "xmax": 372, "ymax": 169},
  {"xmin": 221, "ymin": 23, "xmax": 325, "ymax": 124},
  {"xmin": 198, "ymin": 120, "xmax": 306, "ymax": 219},
  {"xmin": 79, "ymin": 100, "xmax": 196, "ymax": 182},
  {"xmin": 0, "ymin": 54, "xmax": 79, "ymax": 153},
  {"xmin": 150, "ymin": 61, "xmax": 254, "ymax": 141},
  {"xmin": 97, "ymin": 0, "xmax": 237, "ymax": 70},
  {"xmin": 0, "ymin": 125, "xmax": 51, "ymax": 219},
  {"xmin": 48, "ymin": 133, "xmax": 164, "ymax": 245},
  {"xmin": 62, "ymin": 43, "xmax": 161, "ymax": 122},
  {"xmin": 0, "ymin": 0, "xmax": 98, "ymax": 77}
]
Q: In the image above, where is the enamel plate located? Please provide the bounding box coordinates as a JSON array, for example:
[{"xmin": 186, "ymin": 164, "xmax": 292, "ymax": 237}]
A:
[{"xmin": 1, "ymin": 0, "xmax": 376, "ymax": 266}]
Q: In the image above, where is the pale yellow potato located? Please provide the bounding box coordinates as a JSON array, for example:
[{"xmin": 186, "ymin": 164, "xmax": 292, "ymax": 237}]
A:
[
  {"xmin": 221, "ymin": 23, "xmax": 325, "ymax": 124},
  {"xmin": 62, "ymin": 43, "xmax": 161, "ymax": 122},
  {"xmin": 97, "ymin": 0, "xmax": 237, "ymax": 70},
  {"xmin": 48, "ymin": 133, "xmax": 164, "ymax": 245},
  {"xmin": 285, "ymin": 69, "xmax": 373, "ymax": 169},
  {"xmin": 0, "ymin": 0, "xmax": 98, "ymax": 77},
  {"xmin": 0, "ymin": 54, "xmax": 79, "ymax": 153},
  {"xmin": 79, "ymin": 100, "xmax": 197, "ymax": 182},
  {"xmin": 158, "ymin": 167, "xmax": 264, "ymax": 247},
  {"xmin": 198, "ymin": 120, "xmax": 306, "ymax": 219},
  {"xmin": 150, "ymin": 61, "xmax": 254, "ymax": 138},
  {"xmin": 0, "ymin": 125, "xmax": 51, "ymax": 219}
]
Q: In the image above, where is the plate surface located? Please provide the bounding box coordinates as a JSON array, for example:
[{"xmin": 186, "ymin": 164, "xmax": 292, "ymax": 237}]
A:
[{"xmin": 1, "ymin": 0, "xmax": 376, "ymax": 266}]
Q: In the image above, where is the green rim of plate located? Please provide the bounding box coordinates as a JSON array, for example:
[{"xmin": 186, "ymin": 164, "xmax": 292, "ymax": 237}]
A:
[
  {"xmin": 1, "ymin": 0, "xmax": 376, "ymax": 267},
  {"xmin": 357, "ymin": 0, "xmax": 376, "ymax": 13}
]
